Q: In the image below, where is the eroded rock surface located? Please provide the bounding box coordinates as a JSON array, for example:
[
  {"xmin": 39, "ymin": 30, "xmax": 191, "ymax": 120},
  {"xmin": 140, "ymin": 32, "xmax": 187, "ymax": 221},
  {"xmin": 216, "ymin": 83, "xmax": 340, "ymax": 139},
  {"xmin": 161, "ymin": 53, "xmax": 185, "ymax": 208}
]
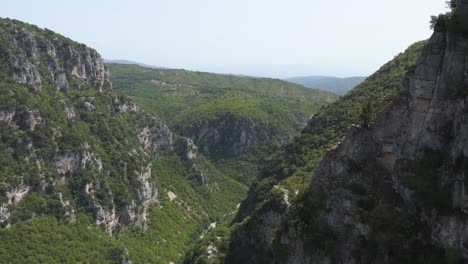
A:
[{"xmin": 226, "ymin": 4, "xmax": 468, "ymax": 263}]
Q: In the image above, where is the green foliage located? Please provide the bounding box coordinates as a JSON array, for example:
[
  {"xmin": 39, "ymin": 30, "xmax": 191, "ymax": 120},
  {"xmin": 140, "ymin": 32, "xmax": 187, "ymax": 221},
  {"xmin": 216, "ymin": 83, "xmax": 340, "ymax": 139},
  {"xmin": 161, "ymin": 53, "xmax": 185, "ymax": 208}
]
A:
[
  {"xmin": 108, "ymin": 64, "xmax": 337, "ymax": 125},
  {"xmin": 108, "ymin": 63, "xmax": 337, "ymax": 163},
  {"xmin": 0, "ymin": 17, "xmax": 249, "ymax": 264},
  {"xmin": 229, "ymin": 41, "xmax": 427, "ymax": 256},
  {"xmin": 119, "ymin": 155, "xmax": 247, "ymax": 263},
  {"xmin": 430, "ymin": 2, "xmax": 468, "ymax": 35},
  {"xmin": 0, "ymin": 216, "xmax": 127, "ymax": 263},
  {"xmin": 359, "ymin": 100, "xmax": 376, "ymax": 128},
  {"xmin": 184, "ymin": 223, "xmax": 233, "ymax": 264},
  {"xmin": 431, "ymin": 14, "xmax": 451, "ymax": 30},
  {"xmin": 285, "ymin": 76, "xmax": 366, "ymax": 95}
]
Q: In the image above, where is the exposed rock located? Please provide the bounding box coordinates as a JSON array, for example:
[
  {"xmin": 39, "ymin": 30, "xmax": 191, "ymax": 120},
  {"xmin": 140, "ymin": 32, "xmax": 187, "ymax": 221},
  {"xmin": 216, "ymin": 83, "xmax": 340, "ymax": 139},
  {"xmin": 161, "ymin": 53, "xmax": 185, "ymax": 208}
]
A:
[
  {"xmin": 167, "ymin": 191, "xmax": 177, "ymax": 202},
  {"xmin": 226, "ymin": 10, "xmax": 468, "ymax": 263},
  {"xmin": 6, "ymin": 185, "xmax": 31, "ymax": 204},
  {"xmin": 61, "ymin": 101, "xmax": 76, "ymax": 120},
  {"xmin": 137, "ymin": 163, "xmax": 158, "ymax": 225},
  {"xmin": 2, "ymin": 22, "xmax": 111, "ymax": 92},
  {"xmin": 9, "ymin": 55, "xmax": 42, "ymax": 91},
  {"xmin": 54, "ymin": 153, "xmax": 81, "ymax": 175},
  {"xmin": 112, "ymin": 95, "xmax": 139, "ymax": 113},
  {"xmin": 81, "ymin": 151, "xmax": 103, "ymax": 172},
  {"xmin": 25, "ymin": 110, "xmax": 42, "ymax": 131},
  {"xmin": 185, "ymin": 138, "xmax": 198, "ymax": 160},
  {"xmin": 207, "ymin": 243, "xmax": 219, "ymax": 259},
  {"xmin": 0, "ymin": 205, "xmax": 10, "ymax": 225},
  {"xmin": 0, "ymin": 185, "xmax": 32, "ymax": 226},
  {"xmin": 176, "ymin": 115, "xmax": 280, "ymax": 158},
  {"xmin": 139, "ymin": 124, "xmax": 174, "ymax": 155},
  {"xmin": 78, "ymin": 97, "xmax": 96, "ymax": 112},
  {"xmin": 95, "ymin": 204, "xmax": 118, "ymax": 234},
  {"xmin": 58, "ymin": 192, "xmax": 76, "ymax": 223},
  {"xmin": 54, "ymin": 151, "xmax": 103, "ymax": 176},
  {"xmin": 84, "ymin": 101, "xmax": 95, "ymax": 112},
  {"xmin": 0, "ymin": 109, "xmax": 15, "ymax": 124}
]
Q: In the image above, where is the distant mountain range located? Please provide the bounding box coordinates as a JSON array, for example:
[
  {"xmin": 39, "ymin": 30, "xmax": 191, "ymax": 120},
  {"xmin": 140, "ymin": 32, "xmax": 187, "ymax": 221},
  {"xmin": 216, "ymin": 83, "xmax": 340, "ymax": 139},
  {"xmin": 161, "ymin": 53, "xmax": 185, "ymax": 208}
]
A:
[
  {"xmin": 103, "ymin": 59, "xmax": 168, "ymax": 69},
  {"xmin": 284, "ymin": 75, "xmax": 367, "ymax": 95},
  {"xmin": 105, "ymin": 60, "xmax": 367, "ymax": 92}
]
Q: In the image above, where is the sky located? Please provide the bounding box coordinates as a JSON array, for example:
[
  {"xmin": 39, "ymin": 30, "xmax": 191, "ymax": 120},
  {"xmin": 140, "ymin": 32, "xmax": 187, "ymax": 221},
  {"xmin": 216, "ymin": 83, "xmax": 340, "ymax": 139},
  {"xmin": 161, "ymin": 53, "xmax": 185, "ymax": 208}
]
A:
[{"xmin": 2, "ymin": 0, "xmax": 447, "ymax": 78}]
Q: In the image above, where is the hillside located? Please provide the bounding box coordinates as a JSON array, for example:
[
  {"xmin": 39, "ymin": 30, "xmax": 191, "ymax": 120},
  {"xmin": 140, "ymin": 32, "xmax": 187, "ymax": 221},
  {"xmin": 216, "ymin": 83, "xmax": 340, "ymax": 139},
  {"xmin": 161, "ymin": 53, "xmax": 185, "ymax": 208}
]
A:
[
  {"xmin": 185, "ymin": 38, "xmax": 428, "ymax": 263},
  {"xmin": 108, "ymin": 64, "xmax": 337, "ymax": 184},
  {"xmin": 285, "ymin": 76, "xmax": 367, "ymax": 95},
  {"xmin": 213, "ymin": 1, "xmax": 468, "ymax": 263},
  {"xmin": 0, "ymin": 18, "xmax": 248, "ymax": 263}
]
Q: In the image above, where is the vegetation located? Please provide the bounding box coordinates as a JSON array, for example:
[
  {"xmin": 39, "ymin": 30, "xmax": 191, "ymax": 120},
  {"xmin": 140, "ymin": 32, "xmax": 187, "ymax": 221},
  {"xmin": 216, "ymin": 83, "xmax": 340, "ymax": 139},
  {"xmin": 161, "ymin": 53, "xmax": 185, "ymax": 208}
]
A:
[
  {"xmin": 108, "ymin": 64, "xmax": 337, "ymax": 125},
  {"xmin": 430, "ymin": 0, "xmax": 468, "ymax": 35},
  {"xmin": 0, "ymin": 18, "xmax": 251, "ymax": 264},
  {"xmin": 108, "ymin": 64, "xmax": 338, "ymax": 185},
  {"xmin": 285, "ymin": 76, "xmax": 366, "ymax": 95},
  {"xmin": 208, "ymin": 40, "xmax": 428, "ymax": 263},
  {"xmin": 119, "ymin": 156, "xmax": 247, "ymax": 263},
  {"xmin": 359, "ymin": 100, "xmax": 376, "ymax": 128},
  {"xmin": 252, "ymin": 40, "xmax": 426, "ymax": 199},
  {"xmin": 0, "ymin": 215, "xmax": 128, "ymax": 263}
]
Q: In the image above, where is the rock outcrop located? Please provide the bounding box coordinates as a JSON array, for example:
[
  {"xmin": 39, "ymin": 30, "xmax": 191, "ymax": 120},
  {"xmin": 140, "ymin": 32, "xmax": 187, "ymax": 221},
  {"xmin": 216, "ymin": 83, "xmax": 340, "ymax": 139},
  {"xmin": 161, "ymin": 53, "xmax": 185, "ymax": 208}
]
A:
[
  {"xmin": 225, "ymin": 3, "xmax": 468, "ymax": 263},
  {"xmin": 0, "ymin": 19, "xmax": 201, "ymax": 234},
  {"xmin": 175, "ymin": 114, "xmax": 284, "ymax": 159},
  {"xmin": 1, "ymin": 20, "xmax": 111, "ymax": 92}
]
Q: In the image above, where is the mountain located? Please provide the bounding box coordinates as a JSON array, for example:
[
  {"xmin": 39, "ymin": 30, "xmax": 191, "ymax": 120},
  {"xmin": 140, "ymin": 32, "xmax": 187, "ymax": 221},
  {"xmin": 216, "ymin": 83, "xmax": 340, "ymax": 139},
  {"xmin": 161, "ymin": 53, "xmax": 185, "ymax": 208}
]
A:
[
  {"xmin": 0, "ymin": 17, "xmax": 338, "ymax": 263},
  {"xmin": 199, "ymin": 2, "xmax": 468, "ymax": 263},
  {"xmin": 185, "ymin": 38, "xmax": 428, "ymax": 263},
  {"xmin": 103, "ymin": 59, "xmax": 167, "ymax": 69},
  {"xmin": 107, "ymin": 64, "xmax": 338, "ymax": 184},
  {"xmin": 0, "ymin": 18, "xmax": 250, "ymax": 263},
  {"xmin": 285, "ymin": 76, "xmax": 367, "ymax": 95}
]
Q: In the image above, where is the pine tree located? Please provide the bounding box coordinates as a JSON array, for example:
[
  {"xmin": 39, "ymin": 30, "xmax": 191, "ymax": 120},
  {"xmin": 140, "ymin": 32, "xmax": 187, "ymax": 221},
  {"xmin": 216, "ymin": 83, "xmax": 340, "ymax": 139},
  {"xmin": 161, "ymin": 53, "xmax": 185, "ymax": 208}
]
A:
[{"xmin": 359, "ymin": 100, "xmax": 375, "ymax": 129}]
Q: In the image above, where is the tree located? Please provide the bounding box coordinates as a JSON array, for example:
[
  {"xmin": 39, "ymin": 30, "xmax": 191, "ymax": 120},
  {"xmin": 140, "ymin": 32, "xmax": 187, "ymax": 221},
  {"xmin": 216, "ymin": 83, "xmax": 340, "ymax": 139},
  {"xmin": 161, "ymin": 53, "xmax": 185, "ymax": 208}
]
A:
[
  {"xmin": 359, "ymin": 100, "xmax": 375, "ymax": 129},
  {"xmin": 446, "ymin": 0, "xmax": 456, "ymax": 9}
]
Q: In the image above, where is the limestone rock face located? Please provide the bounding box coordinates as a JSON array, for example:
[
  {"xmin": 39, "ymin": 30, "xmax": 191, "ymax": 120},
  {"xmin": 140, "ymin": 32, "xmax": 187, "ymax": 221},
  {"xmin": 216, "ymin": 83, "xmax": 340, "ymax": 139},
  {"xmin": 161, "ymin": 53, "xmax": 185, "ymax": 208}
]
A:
[
  {"xmin": 1, "ymin": 21, "xmax": 111, "ymax": 92},
  {"xmin": 0, "ymin": 109, "xmax": 15, "ymax": 124},
  {"xmin": 176, "ymin": 115, "xmax": 284, "ymax": 159},
  {"xmin": 111, "ymin": 95, "xmax": 139, "ymax": 114},
  {"xmin": 139, "ymin": 123, "xmax": 174, "ymax": 155},
  {"xmin": 0, "ymin": 20, "xmax": 198, "ymax": 235},
  {"xmin": 226, "ymin": 9, "xmax": 468, "ymax": 263}
]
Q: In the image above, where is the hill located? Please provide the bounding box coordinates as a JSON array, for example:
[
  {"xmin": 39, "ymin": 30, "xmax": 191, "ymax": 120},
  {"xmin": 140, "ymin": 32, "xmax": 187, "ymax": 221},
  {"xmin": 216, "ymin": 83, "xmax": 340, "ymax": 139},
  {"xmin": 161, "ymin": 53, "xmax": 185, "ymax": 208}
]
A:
[
  {"xmin": 107, "ymin": 64, "xmax": 338, "ymax": 184},
  {"xmin": 285, "ymin": 75, "xmax": 367, "ymax": 95},
  {"xmin": 0, "ymin": 17, "xmax": 248, "ymax": 263},
  {"xmin": 215, "ymin": 2, "xmax": 468, "ymax": 262},
  {"xmin": 103, "ymin": 59, "xmax": 167, "ymax": 69},
  {"xmin": 186, "ymin": 39, "xmax": 428, "ymax": 263}
]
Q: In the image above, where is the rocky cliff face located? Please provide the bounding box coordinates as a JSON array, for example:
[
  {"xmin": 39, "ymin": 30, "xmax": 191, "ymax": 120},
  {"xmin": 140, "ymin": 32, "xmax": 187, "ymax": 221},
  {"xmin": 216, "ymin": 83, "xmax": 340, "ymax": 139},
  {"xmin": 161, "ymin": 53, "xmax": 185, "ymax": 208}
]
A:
[
  {"xmin": 1, "ymin": 20, "xmax": 111, "ymax": 92},
  {"xmin": 225, "ymin": 3, "xmax": 468, "ymax": 263},
  {"xmin": 175, "ymin": 114, "xmax": 285, "ymax": 159},
  {"xmin": 0, "ymin": 19, "xmax": 198, "ymax": 234}
]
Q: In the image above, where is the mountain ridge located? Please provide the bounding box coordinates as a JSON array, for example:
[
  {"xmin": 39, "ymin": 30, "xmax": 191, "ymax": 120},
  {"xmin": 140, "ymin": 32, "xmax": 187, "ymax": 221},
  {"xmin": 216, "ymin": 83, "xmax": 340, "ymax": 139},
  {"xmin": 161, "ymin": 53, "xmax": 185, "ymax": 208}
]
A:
[
  {"xmin": 186, "ymin": 38, "xmax": 428, "ymax": 263},
  {"xmin": 285, "ymin": 75, "xmax": 367, "ymax": 95},
  {"xmin": 0, "ymin": 17, "xmax": 249, "ymax": 263},
  {"xmin": 217, "ymin": 1, "xmax": 468, "ymax": 263}
]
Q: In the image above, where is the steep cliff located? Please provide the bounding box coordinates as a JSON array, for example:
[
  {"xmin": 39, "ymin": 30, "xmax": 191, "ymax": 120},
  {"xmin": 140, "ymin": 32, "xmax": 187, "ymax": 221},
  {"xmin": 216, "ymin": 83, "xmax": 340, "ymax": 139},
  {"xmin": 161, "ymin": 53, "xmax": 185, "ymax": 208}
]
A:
[
  {"xmin": 186, "ymin": 39, "xmax": 426, "ymax": 263},
  {"xmin": 0, "ymin": 18, "xmax": 182, "ymax": 233},
  {"xmin": 222, "ymin": 2, "xmax": 468, "ymax": 263},
  {"xmin": 0, "ymin": 18, "xmax": 250, "ymax": 263}
]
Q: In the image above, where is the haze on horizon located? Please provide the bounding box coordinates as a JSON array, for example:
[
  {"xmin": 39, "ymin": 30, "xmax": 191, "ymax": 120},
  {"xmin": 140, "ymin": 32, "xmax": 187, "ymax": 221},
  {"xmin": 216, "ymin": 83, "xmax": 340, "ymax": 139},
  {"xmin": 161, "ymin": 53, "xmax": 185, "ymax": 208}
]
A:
[{"xmin": 2, "ymin": 0, "xmax": 446, "ymax": 78}]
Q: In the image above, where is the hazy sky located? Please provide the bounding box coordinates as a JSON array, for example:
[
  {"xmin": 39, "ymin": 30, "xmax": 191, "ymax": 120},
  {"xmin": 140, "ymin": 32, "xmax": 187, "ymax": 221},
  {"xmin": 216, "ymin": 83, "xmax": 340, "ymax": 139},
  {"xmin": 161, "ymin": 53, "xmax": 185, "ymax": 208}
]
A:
[{"xmin": 2, "ymin": 0, "xmax": 447, "ymax": 78}]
